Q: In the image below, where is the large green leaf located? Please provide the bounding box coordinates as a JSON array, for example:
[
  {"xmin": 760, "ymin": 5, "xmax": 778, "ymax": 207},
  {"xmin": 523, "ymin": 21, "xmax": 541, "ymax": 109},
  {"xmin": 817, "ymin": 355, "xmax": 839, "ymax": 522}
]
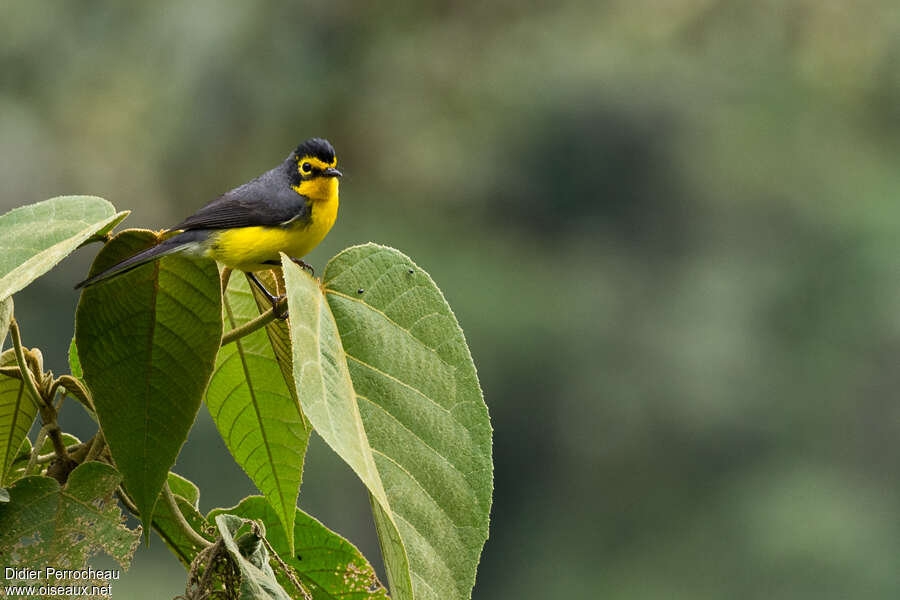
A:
[
  {"xmin": 209, "ymin": 496, "xmax": 389, "ymax": 600},
  {"xmin": 0, "ymin": 349, "xmax": 39, "ymax": 485},
  {"xmin": 0, "ymin": 196, "xmax": 128, "ymax": 300},
  {"xmin": 0, "ymin": 462, "xmax": 141, "ymax": 585},
  {"xmin": 206, "ymin": 272, "xmax": 311, "ymax": 554},
  {"xmin": 0, "ymin": 296, "xmax": 12, "ymax": 351},
  {"xmin": 282, "ymin": 255, "xmax": 413, "ymax": 600},
  {"xmin": 323, "ymin": 244, "xmax": 493, "ymax": 600},
  {"xmin": 75, "ymin": 229, "xmax": 222, "ymax": 529}
]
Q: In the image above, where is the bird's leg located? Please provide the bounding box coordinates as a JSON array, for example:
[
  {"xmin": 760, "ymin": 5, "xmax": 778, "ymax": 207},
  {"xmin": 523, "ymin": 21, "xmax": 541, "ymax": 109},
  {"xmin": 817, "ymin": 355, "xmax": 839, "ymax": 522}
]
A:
[
  {"xmin": 246, "ymin": 272, "xmax": 288, "ymax": 319},
  {"xmin": 290, "ymin": 258, "xmax": 315, "ymax": 276}
]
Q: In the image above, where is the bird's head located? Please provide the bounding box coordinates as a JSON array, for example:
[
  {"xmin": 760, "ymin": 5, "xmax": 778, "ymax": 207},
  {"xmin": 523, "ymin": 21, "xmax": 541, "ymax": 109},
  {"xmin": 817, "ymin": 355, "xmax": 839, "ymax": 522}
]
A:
[{"xmin": 289, "ymin": 138, "xmax": 341, "ymax": 202}]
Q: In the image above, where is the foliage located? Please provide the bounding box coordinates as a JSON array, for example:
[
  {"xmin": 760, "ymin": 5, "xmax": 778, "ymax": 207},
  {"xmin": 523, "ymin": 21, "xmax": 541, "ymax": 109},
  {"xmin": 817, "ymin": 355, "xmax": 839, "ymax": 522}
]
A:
[
  {"xmin": 75, "ymin": 229, "xmax": 223, "ymax": 531},
  {"xmin": 0, "ymin": 348, "xmax": 38, "ymax": 482},
  {"xmin": 3, "ymin": 2, "xmax": 900, "ymax": 598},
  {"xmin": 206, "ymin": 271, "xmax": 311, "ymax": 555},
  {"xmin": 0, "ymin": 196, "xmax": 127, "ymax": 300},
  {"xmin": 0, "ymin": 462, "xmax": 142, "ymax": 590},
  {"xmin": 0, "ymin": 196, "xmax": 492, "ymax": 599}
]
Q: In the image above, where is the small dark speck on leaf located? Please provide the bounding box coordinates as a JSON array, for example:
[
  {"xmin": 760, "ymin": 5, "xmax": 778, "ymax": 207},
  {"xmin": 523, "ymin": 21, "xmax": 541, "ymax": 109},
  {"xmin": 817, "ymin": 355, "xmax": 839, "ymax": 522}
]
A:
[
  {"xmin": 296, "ymin": 554, "xmax": 302, "ymax": 561},
  {"xmin": 408, "ymin": 268, "xmax": 414, "ymax": 274},
  {"xmin": 357, "ymin": 288, "xmax": 364, "ymax": 294}
]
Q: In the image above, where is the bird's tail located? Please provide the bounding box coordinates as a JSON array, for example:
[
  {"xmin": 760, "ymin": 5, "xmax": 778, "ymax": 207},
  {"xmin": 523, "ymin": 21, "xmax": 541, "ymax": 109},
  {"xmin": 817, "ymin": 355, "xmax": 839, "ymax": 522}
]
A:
[{"xmin": 75, "ymin": 230, "xmax": 207, "ymax": 289}]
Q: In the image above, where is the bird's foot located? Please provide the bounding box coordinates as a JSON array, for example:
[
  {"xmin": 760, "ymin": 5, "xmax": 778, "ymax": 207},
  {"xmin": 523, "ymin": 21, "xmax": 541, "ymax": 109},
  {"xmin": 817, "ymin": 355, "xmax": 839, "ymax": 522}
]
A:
[
  {"xmin": 290, "ymin": 258, "xmax": 315, "ymax": 276},
  {"xmin": 273, "ymin": 295, "xmax": 289, "ymax": 320},
  {"xmin": 246, "ymin": 271, "xmax": 289, "ymax": 319}
]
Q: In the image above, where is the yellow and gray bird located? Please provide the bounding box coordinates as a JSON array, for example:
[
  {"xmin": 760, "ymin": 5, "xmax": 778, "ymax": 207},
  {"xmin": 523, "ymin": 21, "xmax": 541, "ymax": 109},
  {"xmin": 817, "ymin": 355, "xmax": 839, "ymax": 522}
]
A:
[{"xmin": 76, "ymin": 138, "xmax": 342, "ymax": 301}]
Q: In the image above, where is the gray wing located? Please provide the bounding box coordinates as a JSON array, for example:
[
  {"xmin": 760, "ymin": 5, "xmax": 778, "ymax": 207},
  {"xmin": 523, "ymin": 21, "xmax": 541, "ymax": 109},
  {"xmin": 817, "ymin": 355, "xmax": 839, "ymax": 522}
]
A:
[{"xmin": 171, "ymin": 164, "xmax": 310, "ymax": 231}]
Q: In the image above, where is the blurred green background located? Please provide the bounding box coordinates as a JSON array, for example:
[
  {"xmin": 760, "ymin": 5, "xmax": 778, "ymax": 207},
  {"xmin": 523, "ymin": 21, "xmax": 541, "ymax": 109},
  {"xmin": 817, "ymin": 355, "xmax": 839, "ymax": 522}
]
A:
[{"xmin": 3, "ymin": 1, "xmax": 900, "ymax": 598}]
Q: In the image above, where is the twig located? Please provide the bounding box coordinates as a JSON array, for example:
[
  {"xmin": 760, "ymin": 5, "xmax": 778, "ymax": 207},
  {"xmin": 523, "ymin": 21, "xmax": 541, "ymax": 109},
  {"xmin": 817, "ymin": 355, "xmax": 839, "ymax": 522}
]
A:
[
  {"xmin": 117, "ymin": 485, "xmax": 140, "ymax": 517},
  {"xmin": 9, "ymin": 319, "xmax": 47, "ymax": 412},
  {"xmin": 221, "ymin": 302, "xmax": 285, "ymax": 346},
  {"xmin": 220, "ymin": 267, "xmax": 233, "ymax": 290},
  {"xmin": 24, "ymin": 423, "xmax": 54, "ymax": 476},
  {"xmin": 85, "ymin": 431, "xmax": 106, "ymax": 462},
  {"xmin": 28, "ymin": 452, "xmax": 57, "ymax": 465},
  {"xmin": 163, "ymin": 482, "xmax": 212, "ymax": 549}
]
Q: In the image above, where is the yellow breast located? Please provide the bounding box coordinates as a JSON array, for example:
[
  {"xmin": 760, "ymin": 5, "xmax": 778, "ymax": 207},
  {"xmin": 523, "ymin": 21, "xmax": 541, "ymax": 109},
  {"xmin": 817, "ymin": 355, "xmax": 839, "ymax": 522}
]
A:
[{"xmin": 208, "ymin": 194, "xmax": 339, "ymax": 272}]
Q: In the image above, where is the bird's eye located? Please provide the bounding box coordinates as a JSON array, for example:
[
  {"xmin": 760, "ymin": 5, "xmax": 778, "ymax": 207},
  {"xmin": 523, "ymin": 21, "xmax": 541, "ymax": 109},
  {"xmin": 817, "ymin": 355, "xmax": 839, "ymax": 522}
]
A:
[{"xmin": 301, "ymin": 162, "xmax": 312, "ymax": 173}]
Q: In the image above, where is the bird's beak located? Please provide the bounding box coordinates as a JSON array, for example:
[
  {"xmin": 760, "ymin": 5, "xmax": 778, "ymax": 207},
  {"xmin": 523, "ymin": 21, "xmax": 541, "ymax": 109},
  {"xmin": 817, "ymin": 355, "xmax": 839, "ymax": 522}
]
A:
[{"xmin": 323, "ymin": 167, "xmax": 343, "ymax": 178}]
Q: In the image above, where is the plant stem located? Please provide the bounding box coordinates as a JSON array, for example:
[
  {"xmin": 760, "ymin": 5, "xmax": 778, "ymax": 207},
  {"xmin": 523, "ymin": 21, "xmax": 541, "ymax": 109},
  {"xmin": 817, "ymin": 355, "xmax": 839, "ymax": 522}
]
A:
[
  {"xmin": 25, "ymin": 423, "xmax": 53, "ymax": 476},
  {"xmin": 220, "ymin": 302, "xmax": 284, "ymax": 346},
  {"xmin": 85, "ymin": 431, "xmax": 106, "ymax": 462},
  {"xmin": 117, "ymin": 485, "xmax": 140, "ymax": 516},
  {"xmin": 9, "ymin": 319, "xmax": 47, "ymax": 412},
  {"xmin": 46, "ymin": 424, "xmax": 70, "ymax": 463},
  {"xmin": 163, "ymin": 482, "xmax": 212, "ymax": 549}
]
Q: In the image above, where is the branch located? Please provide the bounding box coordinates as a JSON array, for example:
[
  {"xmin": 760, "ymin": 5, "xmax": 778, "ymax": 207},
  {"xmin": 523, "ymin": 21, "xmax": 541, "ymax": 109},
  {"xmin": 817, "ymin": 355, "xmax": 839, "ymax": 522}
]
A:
[
  {"xmin": 221, "ymin": 301, "xmax": 285, "ymax": 346},
  {"xmin": 45, "ymin": 424, "xmax": 70, "ymax": 464},
  {"xmin": 163, "ymin": 482, "xmax": 212, "ymax": 549}
]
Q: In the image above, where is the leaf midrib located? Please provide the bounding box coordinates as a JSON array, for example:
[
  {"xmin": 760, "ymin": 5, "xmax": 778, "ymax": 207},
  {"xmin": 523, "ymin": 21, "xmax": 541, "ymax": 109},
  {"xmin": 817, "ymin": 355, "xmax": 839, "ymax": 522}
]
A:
[
  {"xmin": 2, "ymin": 380, "xmax": 26, "ymax": 479},
  {"xmin": 142, "ymin": 261, "xmax": 161, "ymax": 501},
  {"xmin": 224, "ymin": 289, "xmax": 288, "ymax": 512}
]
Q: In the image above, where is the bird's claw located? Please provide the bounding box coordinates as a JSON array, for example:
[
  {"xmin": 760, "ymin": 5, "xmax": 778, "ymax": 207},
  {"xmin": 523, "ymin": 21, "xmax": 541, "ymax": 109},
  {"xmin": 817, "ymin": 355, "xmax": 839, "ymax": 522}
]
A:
[
  {"xmin": 290, "ymin": 258, "xmax": 315, "ymax": 276},
  {"xmin": 273, "ymin": 295, "xmax": 289, "ymax": 320}
]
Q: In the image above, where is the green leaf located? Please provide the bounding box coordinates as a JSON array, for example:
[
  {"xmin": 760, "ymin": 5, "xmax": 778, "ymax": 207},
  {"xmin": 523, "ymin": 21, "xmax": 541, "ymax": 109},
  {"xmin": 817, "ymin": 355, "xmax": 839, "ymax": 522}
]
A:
[
  {"xmin": 281, "ymin": 255, "xmax": 413, "ymax": 599},
  {"xmin": 0, "ymin": 296, "xmax": 12, "ymax": 351},
  {"xmin": 65, "ymin": 336, "xmax": 98, "ymax": 421},
  {"xmin": 324, "ymin": 244, "xmax": 493, "ymax": 600},
  {"xmin": 206, "ymin": 272, "xmax": 311, "ymax": 554},
  {"xmin": 79, "ymin": 212, "xmax": 130, "ymax": 247},
  {"xmin": 209, "ymin": 496, "xmax": 389, "ymax": 599},
  {"xmin": 0, "ymin": 462, "xmax": 141, "ymax": 581},
  {"xmin": 151, "ymin": 472, "xmax": 212, "ymax": 566},
  {"xmin": 39, "ymin": 433, "xmax": 82, "ymax": 454},
  {"xmin": 0, "ymin": 349, "xmax": 39, "ymax": 485},
  {"xmin": 0, "ymin": 196, "xmax": 128, "ymax": 300},
  {"xmin": 214, "ymin": 513, "xmax": 293, "ymax": 600},
  {"xmin": 249, "ymin": 270, "xmax": 303, "ymax": 414},
  {"xmin": 13, "ymin": 436, "xmax": 32, "ymax": 464},
  {"xmin": 167, "ymin": 470, "xmax": 201, "ymax": 506},
  {"xmin": 75, "ymin": 229, "xmax": 222, "ymax": 530},
  {"xmin": 4, "ymin": 434, "xmax": 85, "ymax": 483},
  {"xmin": 68, "ymin": 335, "xmax": 82, "ymax": 379}
]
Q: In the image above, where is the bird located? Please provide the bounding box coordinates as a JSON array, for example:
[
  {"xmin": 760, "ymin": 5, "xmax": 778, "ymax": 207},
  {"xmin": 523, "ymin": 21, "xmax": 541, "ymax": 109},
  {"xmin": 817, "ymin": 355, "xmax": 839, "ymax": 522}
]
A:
[{"xmin": 75, "ymin": 138, "xmax": 342, "ymax": 306}]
